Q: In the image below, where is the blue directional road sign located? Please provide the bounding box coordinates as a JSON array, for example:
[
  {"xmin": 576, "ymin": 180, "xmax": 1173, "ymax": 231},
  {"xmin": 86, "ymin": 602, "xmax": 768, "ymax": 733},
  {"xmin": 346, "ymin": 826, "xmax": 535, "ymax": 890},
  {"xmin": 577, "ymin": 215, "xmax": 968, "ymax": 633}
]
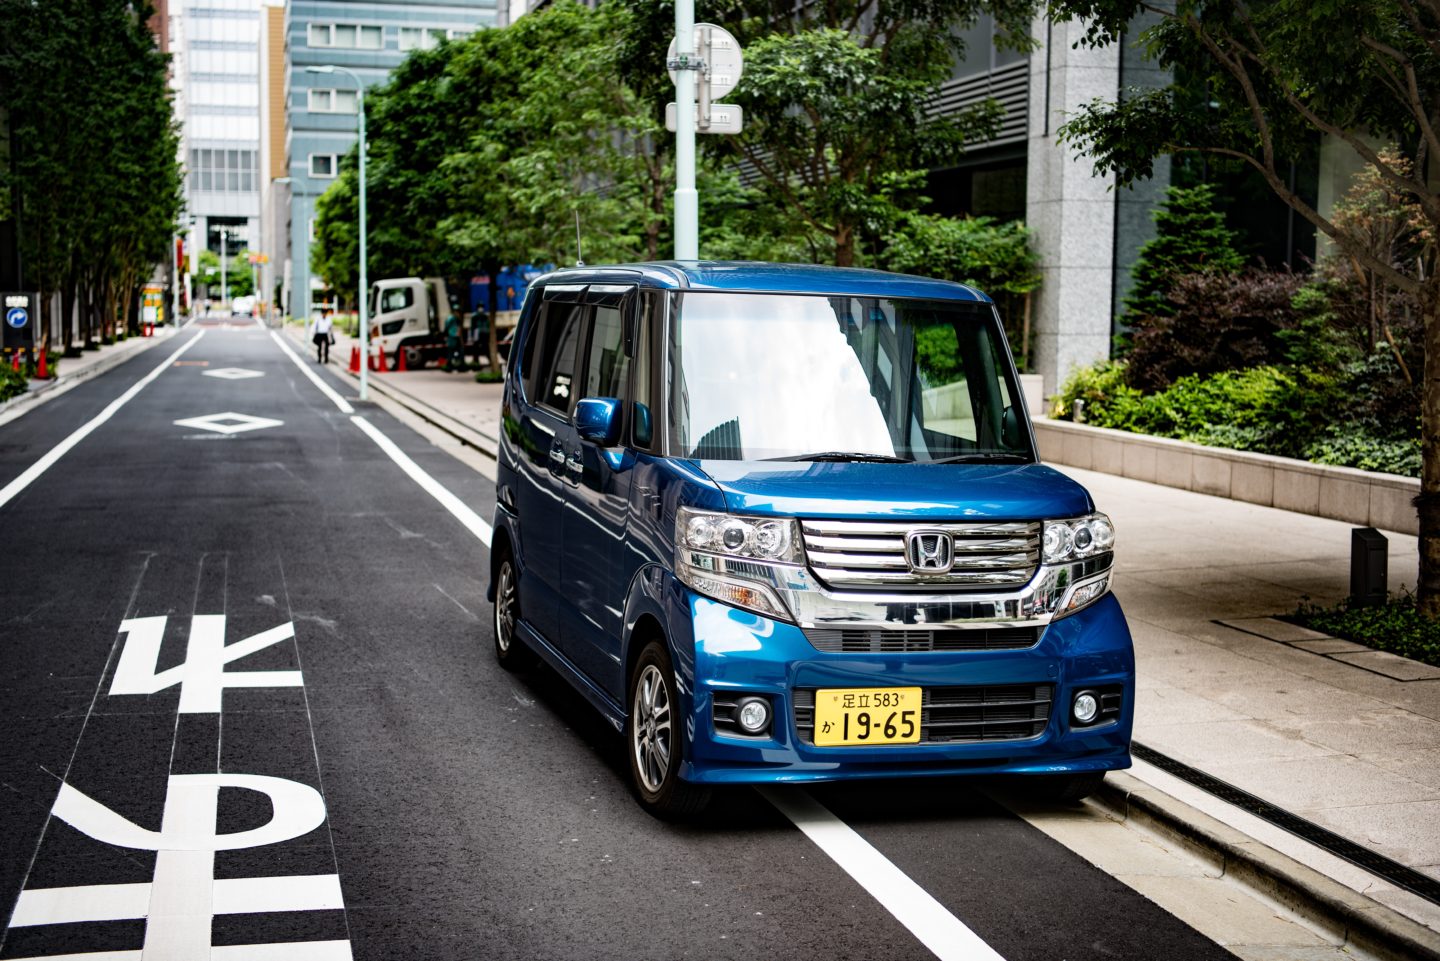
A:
[{"xmin": 6, "ymin": 307, "xmax": 28, "ymax": 329}]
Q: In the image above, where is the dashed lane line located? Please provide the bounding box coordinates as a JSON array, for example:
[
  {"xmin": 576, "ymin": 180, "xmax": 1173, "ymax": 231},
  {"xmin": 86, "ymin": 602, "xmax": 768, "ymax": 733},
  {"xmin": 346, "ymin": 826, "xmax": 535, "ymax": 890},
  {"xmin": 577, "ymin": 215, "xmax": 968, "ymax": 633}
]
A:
[{"xmin": 0, "ymin": 331, "xmax": 206, "ymax": 512}]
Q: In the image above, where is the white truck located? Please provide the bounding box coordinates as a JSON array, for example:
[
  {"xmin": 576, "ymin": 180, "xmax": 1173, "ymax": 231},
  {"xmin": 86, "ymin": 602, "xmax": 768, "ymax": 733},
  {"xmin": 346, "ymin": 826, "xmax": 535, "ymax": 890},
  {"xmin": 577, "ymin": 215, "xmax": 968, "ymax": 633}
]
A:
[{"xmin": 367, "ymin": 276, "xmax": 460, "ymax": 369}]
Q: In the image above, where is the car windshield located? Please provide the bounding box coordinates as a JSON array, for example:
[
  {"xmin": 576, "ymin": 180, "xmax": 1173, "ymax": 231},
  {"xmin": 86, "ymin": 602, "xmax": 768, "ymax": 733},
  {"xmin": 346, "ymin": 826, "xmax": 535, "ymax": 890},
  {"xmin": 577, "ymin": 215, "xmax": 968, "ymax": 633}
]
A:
[{"xmin": 665, "ymin": 292, "xmax": 1030, "ymax": 462}]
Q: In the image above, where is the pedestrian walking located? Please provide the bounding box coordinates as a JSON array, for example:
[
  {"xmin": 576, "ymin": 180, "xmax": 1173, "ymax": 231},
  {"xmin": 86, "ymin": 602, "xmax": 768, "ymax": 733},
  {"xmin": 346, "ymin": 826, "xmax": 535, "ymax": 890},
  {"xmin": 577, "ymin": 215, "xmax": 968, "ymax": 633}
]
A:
[{"xmin": 313, "ymin": 312, "xmax": 334, "ymax": 363}]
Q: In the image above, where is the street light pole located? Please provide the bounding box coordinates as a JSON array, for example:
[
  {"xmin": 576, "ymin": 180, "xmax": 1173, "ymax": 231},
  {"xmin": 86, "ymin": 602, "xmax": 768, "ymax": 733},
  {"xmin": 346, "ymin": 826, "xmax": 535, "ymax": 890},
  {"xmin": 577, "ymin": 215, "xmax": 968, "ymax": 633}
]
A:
[
  {"xmin": 307, "ymin": 64, "xmax": 368, "ymax": 401},
  {"xmin": 673, "ymin": 0, "xmax": 698, "ymax": 259},
  {"xmin": 221, "ymin": 228, "xmax": 228, "ymax": 309}
]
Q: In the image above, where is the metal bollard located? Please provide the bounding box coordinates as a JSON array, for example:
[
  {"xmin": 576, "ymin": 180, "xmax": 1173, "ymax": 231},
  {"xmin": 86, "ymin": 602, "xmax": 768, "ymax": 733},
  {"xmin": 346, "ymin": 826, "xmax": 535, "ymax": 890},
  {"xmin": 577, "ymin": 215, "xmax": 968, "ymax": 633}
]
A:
[{"xmin": 1350, "ymin": 527, "xmax": 1387, "ymax": 607}]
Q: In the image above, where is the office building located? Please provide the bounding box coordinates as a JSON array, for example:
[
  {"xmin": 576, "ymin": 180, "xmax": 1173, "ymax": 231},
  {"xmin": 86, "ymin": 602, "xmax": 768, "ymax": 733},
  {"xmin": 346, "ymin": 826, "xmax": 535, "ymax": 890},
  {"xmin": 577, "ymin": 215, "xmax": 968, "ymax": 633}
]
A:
[{"xmin": 283, "ymin": 0, "xmax": 499, "ymax": 319}]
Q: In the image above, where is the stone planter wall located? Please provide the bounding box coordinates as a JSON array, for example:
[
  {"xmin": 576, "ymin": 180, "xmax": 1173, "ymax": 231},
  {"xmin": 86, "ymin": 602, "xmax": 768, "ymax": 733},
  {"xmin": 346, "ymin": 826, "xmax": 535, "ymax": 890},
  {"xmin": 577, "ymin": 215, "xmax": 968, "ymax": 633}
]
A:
[{"xmin": 1032, "ymin": 417, "xmax": 1419, "ymax": 536}]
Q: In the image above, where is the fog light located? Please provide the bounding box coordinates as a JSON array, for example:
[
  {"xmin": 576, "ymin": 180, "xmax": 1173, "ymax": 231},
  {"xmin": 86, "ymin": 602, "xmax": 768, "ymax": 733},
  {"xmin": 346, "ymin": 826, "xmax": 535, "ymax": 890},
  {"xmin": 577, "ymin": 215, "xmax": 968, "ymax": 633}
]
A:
[
  {"xmin": 1072, "ymin": 691, "xmax": 1099, "ymax": 725},
  {"xmin": 736, "ymin": 696, "xmax": 771, "ymax": 734}
]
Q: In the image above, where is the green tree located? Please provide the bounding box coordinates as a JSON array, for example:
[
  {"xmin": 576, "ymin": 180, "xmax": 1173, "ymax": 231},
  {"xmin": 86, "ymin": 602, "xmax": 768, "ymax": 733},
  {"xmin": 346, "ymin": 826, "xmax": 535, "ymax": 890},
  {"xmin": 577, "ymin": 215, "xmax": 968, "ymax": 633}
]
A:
[
  {"xmin": 1122, "ymin": 184, "xmax": 1244, "ymax": 328},
  {"xmin": 1048, "ymin": 0, "xmax": 1440, "ymax": 612},
  {"xmin": 611, "ymin": 0, "xmax": 1043, "ymax": 266},
  {"xmin": 0, "ymin": 0, "xmax": 183, "ymax": 353}
]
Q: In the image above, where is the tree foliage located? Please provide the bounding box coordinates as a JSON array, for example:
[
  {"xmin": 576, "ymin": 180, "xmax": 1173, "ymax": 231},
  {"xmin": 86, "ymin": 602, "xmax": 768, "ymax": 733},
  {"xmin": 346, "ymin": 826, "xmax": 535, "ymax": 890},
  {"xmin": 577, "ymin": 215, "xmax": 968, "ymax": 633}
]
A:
[
  {"xmin": 0, "ymin": 0, "xmax": 183, "ymax": 351},
  {"xmin": 1048, "ymin": 0, "xmax": 1440, "ymax": 610},
  {"xmin": 613, "ymin": 0, "xmax": 1039, "ymax": 266},
  {"xmin": 1122, "ymin": 183, "xmax": 1244, "ymax": 328}
]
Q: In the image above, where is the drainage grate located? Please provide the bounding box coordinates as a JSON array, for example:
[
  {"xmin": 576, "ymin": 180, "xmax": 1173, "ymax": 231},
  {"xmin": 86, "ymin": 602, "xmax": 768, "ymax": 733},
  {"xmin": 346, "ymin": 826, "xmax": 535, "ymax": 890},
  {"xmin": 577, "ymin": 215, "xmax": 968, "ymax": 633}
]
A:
[{"xmin": 1133, "ymin": 742, "xmax": 1440, "ymax": 905}]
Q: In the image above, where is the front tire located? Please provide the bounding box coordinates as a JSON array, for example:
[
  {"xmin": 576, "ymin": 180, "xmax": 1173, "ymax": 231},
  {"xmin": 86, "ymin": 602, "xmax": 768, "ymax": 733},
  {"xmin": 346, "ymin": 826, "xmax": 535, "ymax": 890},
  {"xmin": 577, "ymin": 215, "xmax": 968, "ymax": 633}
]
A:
[
  {"xmin": 492, "ymin": 551, "xmax": 536, "ymax": 671},
  {"xmin": 627, "ymin": 641, "xmax": 710, "ymax": 818}
]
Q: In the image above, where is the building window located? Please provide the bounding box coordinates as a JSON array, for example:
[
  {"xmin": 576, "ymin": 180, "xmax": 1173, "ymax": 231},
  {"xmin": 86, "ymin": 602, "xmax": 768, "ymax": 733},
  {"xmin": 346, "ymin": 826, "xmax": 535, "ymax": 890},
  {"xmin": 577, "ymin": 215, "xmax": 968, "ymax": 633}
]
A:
[
  {"xmin": 189, "ymin": 147, "xmax": 258, "ymax": 195},
  {"xmin": 309, "ymin": 154, "xmax": 338, "ymax": 178},
  {"xmin": 307, "ymin": 88, "xmax": 358, "ymax": 113},
  {"xmin": 398, "ymin": 27, "xmax": 449, "ymax": 51},
  {"xmin": 308, "ymin": 23, "xmax": 382, "ymax": 49}
]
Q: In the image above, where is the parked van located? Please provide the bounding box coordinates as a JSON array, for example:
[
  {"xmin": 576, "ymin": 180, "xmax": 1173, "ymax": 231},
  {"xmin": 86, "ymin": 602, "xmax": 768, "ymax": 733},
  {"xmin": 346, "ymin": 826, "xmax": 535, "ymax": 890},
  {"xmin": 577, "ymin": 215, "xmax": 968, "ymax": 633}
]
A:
[
  {"xmin": 368, "ymin": 277, "xmax": 459, "ymax": 368},
  {"xmin": 490, "ymin": 262, "xmax": 1134, "ymax": 817}
]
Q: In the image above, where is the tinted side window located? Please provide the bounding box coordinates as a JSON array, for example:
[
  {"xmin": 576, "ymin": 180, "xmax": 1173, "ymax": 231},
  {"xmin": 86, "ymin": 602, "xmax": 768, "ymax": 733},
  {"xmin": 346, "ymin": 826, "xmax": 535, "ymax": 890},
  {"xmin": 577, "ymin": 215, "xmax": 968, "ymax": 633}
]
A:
[
  {"xmin": 584, "ymin": 304, "xmax": 627, "ymax": 400},
  {"xmin": 631, "ymin": 293, "xmax": 657, "ymax": 450},
  {"xmin": 538, "ymin": 302, "xmax": 587, "ymax": 415}
]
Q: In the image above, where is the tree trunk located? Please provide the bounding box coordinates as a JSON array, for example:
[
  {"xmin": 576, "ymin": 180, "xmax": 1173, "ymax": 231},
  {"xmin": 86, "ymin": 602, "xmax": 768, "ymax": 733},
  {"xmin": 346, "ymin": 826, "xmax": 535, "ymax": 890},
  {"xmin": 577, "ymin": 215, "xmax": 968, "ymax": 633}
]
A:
[
  {"xmin": 834, "ymin": 226, "xmax": 855, "ymax": 267},
  {"xmin": 1419, "ymin": 276, "xmax": 1440, "ymax": 617},
  {"xmin": 61, "ymin": 284, "xmax": 76, "ymax": 355}
]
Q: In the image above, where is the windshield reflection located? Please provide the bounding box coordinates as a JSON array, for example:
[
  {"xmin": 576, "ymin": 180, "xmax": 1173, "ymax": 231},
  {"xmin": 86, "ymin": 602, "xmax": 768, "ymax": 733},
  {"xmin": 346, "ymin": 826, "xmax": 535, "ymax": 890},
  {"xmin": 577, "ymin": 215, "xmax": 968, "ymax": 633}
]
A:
[{"xmin": 665, "ymin": 292, "xmax": 1028, "ymax": 463}]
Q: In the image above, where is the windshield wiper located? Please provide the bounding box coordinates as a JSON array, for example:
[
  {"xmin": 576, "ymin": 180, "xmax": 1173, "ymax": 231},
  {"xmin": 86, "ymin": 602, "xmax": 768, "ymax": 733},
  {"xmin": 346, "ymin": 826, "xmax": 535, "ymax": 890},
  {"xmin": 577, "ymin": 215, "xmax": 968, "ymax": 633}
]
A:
[
  {"xmin": 763, "ymin": 451, "xmax": 911, "ymax": 463},
  {"xmin": 929, "ymin": 452, "xmax": 1031, "ymax": 464}
]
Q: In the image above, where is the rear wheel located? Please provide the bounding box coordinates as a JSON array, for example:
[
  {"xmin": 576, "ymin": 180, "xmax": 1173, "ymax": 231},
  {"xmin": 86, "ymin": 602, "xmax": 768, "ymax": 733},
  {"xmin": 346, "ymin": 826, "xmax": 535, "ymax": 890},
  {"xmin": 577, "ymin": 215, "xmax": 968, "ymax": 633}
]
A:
[
  {"xmin": 492, "ymin": 551, "xmax": 535, "ymax": 671},
  {"xmin": 627, "ymin": 641, "xmax": 710, "ymax": 818}
]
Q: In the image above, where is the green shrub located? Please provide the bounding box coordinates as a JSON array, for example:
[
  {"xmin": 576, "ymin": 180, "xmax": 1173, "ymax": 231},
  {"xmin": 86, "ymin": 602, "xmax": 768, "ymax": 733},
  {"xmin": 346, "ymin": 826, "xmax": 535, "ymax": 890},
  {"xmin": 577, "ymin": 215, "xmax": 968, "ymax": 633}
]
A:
[
  {"xmin": 474, "ymin": 369, "xmax": 504, "ymax": 383},
  {"xmin": 0, "ymin": 362, "xmax": 28, "ymax": 402},
  {"xmin": 1293, "ymin": 593, "xmax": 1440, "ymax": 668},
  {"xmin": 1122, "ymin": 183, "xmax": 1245, "ymax": 331}
]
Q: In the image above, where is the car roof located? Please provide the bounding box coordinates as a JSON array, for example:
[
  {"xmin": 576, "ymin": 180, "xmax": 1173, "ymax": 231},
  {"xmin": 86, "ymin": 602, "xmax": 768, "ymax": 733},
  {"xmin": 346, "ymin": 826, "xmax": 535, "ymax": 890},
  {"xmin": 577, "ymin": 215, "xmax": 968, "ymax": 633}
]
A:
[{"xmin": 531, "ymin": 261, "xmax": 992, "ymax": 303}]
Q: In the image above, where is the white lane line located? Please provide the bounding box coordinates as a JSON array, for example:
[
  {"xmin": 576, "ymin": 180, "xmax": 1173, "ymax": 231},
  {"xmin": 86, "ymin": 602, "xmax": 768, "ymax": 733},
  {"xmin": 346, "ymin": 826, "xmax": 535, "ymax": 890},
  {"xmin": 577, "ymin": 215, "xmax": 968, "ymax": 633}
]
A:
[
  {"xmin": 0, "ymin": 332, "xmax": 206, "ymax": 512},
  {"xmin": 270, "ymin": 329, "xmax": 354, "ymax": 413},
  {"xmin": 760, "ymin": 787, "xmax": 1007, "ymax": 961},
  {"xmin": 350, "ymin": 415, "xmax": 492, "ymax": 546}
]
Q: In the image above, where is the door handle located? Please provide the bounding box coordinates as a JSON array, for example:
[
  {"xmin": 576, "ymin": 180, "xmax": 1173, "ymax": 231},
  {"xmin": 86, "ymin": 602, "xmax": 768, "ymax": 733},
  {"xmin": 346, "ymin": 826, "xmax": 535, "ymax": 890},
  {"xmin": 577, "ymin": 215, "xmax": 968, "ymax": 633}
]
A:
[{"xmin": 548, "ymin": 439, "xmax": 566, "ymax": 476}]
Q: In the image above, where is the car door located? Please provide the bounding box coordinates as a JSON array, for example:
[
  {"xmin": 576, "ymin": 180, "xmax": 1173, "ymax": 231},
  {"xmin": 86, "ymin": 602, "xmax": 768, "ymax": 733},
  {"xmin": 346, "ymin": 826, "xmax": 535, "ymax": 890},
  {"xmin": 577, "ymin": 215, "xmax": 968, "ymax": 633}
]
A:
[
  {"xmin": 511, "ymin": 286, "xmax": 588, "ymax": 646},
  {"xmin": 559, "ymin": 285, "xmax": 641, "ymax": 697}
]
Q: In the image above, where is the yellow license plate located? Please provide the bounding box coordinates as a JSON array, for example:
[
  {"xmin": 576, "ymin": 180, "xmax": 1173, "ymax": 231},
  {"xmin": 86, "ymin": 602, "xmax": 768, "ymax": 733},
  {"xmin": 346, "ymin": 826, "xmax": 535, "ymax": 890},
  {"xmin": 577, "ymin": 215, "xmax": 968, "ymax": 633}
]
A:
[{"xmin": 813, "ymin": 687, "xmax": 922, "ymax": 746}]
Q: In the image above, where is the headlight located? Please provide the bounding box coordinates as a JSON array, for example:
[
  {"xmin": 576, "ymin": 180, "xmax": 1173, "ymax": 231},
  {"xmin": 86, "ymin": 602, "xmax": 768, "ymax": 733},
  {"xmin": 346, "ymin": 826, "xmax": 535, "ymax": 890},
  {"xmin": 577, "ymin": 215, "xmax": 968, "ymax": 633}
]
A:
[
  {"xmin": 675, "ymin": 507, "xmax": 802, "ymax": 619},
  {"xmin": 1042, "ymin": 513, "xmax": 1115, "ymax": 563}
]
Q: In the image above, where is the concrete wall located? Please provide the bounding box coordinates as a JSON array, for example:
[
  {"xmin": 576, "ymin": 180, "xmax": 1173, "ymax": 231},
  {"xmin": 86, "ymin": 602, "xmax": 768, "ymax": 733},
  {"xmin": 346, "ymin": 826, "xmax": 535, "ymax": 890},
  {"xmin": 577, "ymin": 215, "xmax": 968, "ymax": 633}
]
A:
[
  {"xmin": 1034, "ymin": 417, "xmax": 1418, "ymax": 535},
  {"xmin": 1025, "ymin": 16, "xmax": 1121, "ymax": 398}
]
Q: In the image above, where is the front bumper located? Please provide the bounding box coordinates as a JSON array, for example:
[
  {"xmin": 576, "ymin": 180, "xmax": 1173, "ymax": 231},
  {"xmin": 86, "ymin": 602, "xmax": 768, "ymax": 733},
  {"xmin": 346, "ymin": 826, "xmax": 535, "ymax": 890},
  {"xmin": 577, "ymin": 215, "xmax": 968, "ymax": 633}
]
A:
[{"xmin": 668, "ymin": 586, "xmax": 1135, "ymax": 785}]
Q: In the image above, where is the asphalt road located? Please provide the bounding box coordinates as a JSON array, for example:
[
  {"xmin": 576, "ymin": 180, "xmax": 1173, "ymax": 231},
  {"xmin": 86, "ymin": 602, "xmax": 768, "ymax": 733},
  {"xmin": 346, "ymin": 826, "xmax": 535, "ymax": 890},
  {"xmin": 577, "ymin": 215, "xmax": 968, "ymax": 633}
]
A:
[{"xmin": 0, "ymin": 320, "xmax": 1235, "ymax": 960}]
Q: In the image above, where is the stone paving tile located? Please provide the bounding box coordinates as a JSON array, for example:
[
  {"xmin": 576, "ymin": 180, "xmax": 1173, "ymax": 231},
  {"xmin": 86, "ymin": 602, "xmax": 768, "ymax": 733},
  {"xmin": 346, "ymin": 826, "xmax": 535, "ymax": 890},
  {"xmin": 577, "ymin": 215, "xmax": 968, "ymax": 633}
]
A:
[
  {"xmin": 1298, "ymin": 801, "xmax": 1440, "ymax": 868},
  {"xmin": 1139, "ymin": 719, "xmax": 1338, "ymax": 767},
  {"xmin": 1203, "ymin": 755, "xmax": 1435, "ymax": 810},
  {"xmin": 1217, "ymin": 618, "xmax": 1333, "ymax": 644},
  {"xmin": 1264, "ymin": 710, "xmax": 1440, "ymax": 756},
  {"xmin": 1134, "ymin": 685, "xmax": 1249, "ymax": 726},
  {"xmin": 1328, "ymin": 651, "xmax": 1440, "ymax": 681},
  {"xmin": 1288, "ymin": 639, "xmax": 1371, "ymax": 655}
]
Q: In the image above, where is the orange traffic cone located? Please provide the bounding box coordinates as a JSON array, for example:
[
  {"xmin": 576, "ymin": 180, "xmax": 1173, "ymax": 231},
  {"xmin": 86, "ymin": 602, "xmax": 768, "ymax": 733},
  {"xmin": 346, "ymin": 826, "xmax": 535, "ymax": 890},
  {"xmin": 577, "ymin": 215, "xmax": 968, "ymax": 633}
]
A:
[
  {"xmin": 349, "ymin": 345, "xmax": 360, "ymax": 373},
  {"xmin": 37, "ymin": 352, "xmax": 47, "ymax": 379},
  {"xmin": 394, "ymin": 347, "xmax": 409, "ymax": 372},
  {"xmin": 375, "ymin": 346, "xmax": 389, "ymax": 373},
  {"xmin": 10, "ymin": 352, "xmax": 19, "ymax": 372}
]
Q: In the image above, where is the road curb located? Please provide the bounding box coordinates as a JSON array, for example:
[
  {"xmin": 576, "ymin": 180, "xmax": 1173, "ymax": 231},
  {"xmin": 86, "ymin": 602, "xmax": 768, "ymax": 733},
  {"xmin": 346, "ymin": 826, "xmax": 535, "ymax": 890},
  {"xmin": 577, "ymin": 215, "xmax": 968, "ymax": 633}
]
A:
[
  {"xmin": 281, "ymin": 324, "xmax": 501, "ymax": 459},
  {"xmin": 0, "ymin": 329, "xmax": 175, "ymax": 428},
  {"xmin": 1095, "ymin": 771, "xmax": 1440, "ymax": 961}
]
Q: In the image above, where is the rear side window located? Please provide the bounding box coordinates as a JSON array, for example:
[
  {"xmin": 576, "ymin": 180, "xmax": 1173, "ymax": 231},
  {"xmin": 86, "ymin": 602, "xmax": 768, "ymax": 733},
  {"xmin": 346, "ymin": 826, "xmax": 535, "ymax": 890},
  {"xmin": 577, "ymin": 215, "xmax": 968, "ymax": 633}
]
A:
[
  {"xmin": 584, "ymin": 304, "xmax": 627, "ymax": 399},
  {"xmin": 537, "ymin": 302, "xmax": 586, "ymax": 415}
]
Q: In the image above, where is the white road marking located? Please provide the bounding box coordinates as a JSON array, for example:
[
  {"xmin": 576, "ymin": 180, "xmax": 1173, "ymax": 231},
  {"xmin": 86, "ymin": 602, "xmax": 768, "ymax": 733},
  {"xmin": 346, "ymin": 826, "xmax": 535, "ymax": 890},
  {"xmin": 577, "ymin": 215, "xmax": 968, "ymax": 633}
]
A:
[
  {"xmin": 13, "ymin": 875, "xmax": 344, "ymax": 927},
  {"xmin": 203, "ymin": 367, "xmax": 265, "ymax": 380},
  {"xmin": 759, "ymin": 787, "xmax": 1007, "ymax": 961},
  {"xmin": 33, "ymin": 775, "xmax": 340, "ymax": 958},
  {"xmin": 173, "ymin": 411, "xmax": 283, "ymax": 435},
  {"xmin": 0, "ymin": 332, "xmax": 205, "ymax": 512},
  {"xmin": 211, "ymin": 941, "xmax": 353, "ymax": 960},
  {"xmin": 110, "ymin": 616, "xmax": 302, "ymax": 713},
  {"xmin": 350, "ymin": 415, "xmax": 492, "ymax": 546},
  {"xmin": 270, "ymin": 329, "xmax": 354, "ymax": 413}
]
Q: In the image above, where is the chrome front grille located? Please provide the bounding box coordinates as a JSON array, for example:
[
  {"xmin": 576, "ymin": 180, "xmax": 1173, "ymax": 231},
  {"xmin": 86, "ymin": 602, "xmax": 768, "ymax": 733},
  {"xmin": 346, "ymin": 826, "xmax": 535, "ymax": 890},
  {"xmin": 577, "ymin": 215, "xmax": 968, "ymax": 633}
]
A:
[
  {"xmin": 793, "ymin": 684, "xmax": 1053, "ymax": 745},
  {"xmin": 803, "ymin": 627, "xmax": 1040, "ymax": 653},
  {"xmin": 801, "ymin": 519, "xmax": 1041, "ymax": 591}
]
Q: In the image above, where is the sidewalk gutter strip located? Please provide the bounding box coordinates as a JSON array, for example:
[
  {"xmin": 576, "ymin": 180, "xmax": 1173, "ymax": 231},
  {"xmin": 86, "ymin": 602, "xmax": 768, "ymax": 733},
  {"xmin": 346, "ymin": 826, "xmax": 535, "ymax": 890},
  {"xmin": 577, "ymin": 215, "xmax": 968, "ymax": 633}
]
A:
[{"xmin": 1098, "ymin": 769, "xmax": 1440, "ymax": 961}]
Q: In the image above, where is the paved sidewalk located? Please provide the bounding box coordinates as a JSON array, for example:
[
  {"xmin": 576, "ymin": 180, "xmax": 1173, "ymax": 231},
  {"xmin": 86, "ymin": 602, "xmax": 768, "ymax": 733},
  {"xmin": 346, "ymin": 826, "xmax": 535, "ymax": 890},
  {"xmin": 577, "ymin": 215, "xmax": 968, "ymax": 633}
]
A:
[
  {"xmin": 0, "ymin": 323, "xmax": 179, "ymax": 427},
  {"xmin": 301, "ymin": 322, "xmax": 1440, "ymax": 932}
]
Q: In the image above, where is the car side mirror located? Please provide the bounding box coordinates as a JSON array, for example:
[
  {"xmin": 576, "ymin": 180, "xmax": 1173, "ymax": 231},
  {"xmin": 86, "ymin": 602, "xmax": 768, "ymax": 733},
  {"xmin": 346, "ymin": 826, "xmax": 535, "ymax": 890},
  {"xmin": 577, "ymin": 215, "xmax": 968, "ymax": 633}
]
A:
[
  {"xmin": 1001, "ymin": 405, "xmax": 1023, "ymax": 450},
  {"xmin": 574, "ymin": 397, "xmax": 622, "ymax": 446},
  {"xmin": 633, "ymin": 402, "xmax": 652, "ymax": 448}
]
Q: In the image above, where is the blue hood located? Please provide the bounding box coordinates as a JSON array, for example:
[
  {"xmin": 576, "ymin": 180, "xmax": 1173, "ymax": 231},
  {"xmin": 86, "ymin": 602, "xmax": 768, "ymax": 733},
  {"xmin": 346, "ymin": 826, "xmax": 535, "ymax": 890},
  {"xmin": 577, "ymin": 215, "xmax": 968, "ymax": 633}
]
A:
[{"xmin": 696, "ymin": 461, "xmax": 1095, "ymax": 521}]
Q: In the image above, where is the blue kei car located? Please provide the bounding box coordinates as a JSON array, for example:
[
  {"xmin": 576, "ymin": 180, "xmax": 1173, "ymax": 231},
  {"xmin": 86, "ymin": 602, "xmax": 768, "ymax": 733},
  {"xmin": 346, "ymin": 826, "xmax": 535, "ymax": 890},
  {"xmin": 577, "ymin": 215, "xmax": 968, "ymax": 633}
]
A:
[{"xmin": 489, "ymin": 261, "xmax": 1134, "ymax": 817}]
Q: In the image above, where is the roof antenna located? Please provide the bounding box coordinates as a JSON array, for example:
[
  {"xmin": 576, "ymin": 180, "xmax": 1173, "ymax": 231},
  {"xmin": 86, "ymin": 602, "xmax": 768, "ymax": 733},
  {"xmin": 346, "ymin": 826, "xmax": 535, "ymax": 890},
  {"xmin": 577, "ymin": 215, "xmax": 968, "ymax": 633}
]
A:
[{"xmin": 574, "ymin": 210, "xmax": 585, "ymax": 267}]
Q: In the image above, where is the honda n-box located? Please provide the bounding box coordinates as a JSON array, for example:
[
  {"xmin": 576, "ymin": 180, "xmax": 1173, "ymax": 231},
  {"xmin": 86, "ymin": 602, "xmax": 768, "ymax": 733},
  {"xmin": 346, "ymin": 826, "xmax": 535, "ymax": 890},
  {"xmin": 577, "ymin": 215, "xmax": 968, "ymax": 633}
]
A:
[{"xmin": 489, "ymin": 262, "xmax": 1134, "ymax": 816}]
